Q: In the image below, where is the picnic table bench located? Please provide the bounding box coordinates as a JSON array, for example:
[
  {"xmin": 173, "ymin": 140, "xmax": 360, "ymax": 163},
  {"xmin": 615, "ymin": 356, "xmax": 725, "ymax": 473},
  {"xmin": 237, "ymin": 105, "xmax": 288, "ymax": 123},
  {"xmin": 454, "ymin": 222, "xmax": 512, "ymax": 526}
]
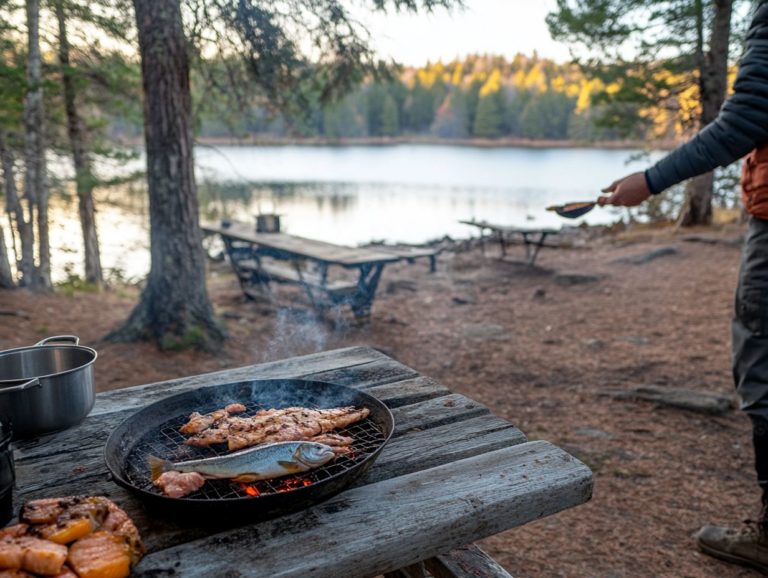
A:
[
  {"xmin": 202, "ymin": 222, "xmax": 401, "ymax": 320},
  {"xmin": 368, "ymin": 244, "xmax": 441, "ymax": 273},
  {"xmin": 460, "ymin": 220, "xmax": 561, "ymax": 266},
  {"xmin": 12, "ymin": 347, "xmax": 593, "ymax": 577}
]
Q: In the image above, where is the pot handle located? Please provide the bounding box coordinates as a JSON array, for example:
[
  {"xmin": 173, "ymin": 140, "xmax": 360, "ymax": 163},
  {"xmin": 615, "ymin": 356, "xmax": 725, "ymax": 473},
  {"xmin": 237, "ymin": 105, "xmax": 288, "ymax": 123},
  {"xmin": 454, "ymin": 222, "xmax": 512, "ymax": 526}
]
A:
[
  {"xmin": 35, "ymin": 335, "xmax": 80, "ymax": 347},
  {"xmin": 0, "ymin": 377, "xmax": 41, "ymax": 394}
]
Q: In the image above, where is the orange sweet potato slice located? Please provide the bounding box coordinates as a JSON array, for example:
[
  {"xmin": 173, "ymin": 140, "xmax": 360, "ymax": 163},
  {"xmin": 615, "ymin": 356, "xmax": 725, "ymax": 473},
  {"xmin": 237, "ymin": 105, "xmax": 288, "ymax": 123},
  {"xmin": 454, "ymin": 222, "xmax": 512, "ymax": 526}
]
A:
[
  {"xmin": 67, "ymin": 532, "xmax": 131, "ymax": 578},
  {"xmin": 50, "ymin": 565, "xmax": 78, "ymax": 578},
  {"xmin": 38, "ymin": 518, "xmax": 94, "ymax": 545}
]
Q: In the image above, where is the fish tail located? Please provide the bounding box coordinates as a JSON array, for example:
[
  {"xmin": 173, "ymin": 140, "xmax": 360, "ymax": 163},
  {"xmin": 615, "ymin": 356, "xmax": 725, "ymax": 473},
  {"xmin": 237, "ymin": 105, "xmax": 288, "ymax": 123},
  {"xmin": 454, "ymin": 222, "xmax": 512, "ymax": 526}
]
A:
[{"xmin": 148, "ymin": 455, "xmax": 170, "ymax": 481}]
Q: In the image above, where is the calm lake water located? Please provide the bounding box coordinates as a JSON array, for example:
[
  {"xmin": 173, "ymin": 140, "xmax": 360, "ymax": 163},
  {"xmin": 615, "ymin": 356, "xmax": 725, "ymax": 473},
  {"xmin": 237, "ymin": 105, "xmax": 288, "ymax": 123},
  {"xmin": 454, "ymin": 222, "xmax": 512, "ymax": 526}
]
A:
[{"xmin": 40, "ymin": 144, "xmax": 659, "ymax": 282}]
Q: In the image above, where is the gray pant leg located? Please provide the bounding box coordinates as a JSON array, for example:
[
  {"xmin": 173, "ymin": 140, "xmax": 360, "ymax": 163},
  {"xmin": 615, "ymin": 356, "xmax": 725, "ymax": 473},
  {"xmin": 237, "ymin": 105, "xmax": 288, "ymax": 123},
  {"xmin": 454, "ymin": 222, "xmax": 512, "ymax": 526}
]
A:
[
  {"xmin": 733, "ymin": 217, "xmax": 768, "ymax": 418},
  {"xmin": 733, "ymin": 217, "xmax": 768, "ymax": 499}
]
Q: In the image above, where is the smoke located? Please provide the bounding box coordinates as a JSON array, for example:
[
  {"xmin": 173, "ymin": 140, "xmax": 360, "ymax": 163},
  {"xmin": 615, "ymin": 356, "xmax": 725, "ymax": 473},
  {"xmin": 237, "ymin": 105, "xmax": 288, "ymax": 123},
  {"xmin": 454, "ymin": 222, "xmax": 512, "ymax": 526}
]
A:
[{"xmin": 259, "ymin": 305, "xmax": 352, "ymax": 363}]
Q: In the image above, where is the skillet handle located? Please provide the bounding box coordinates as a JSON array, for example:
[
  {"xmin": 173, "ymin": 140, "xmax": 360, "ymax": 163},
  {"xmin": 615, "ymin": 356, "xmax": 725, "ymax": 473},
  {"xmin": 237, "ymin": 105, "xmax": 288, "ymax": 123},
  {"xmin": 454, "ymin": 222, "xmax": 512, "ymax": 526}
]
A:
[
  {"xmin": 0, "ymin": 377, "xmax": 41, "ymax": 394},
  {"xmin": 35, "ymin": 335, "xmax": 80, "ymax": 347}
]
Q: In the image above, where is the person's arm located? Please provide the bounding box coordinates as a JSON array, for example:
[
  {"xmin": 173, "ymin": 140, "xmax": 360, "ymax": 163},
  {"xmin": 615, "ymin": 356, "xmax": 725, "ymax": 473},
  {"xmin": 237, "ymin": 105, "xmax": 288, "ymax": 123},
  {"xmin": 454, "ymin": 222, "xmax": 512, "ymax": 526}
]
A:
[{"xmin": 601, "ymin": 3, "xmax": 768, "ymax": 205}]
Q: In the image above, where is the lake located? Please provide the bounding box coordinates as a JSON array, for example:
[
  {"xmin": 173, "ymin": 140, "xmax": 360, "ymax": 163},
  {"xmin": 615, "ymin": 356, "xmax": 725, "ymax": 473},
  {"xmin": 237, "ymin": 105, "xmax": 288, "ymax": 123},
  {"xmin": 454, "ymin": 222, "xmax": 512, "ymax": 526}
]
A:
[{"xmin": 41, "ymin": 144, "xmax": 659, "ymax": 282}]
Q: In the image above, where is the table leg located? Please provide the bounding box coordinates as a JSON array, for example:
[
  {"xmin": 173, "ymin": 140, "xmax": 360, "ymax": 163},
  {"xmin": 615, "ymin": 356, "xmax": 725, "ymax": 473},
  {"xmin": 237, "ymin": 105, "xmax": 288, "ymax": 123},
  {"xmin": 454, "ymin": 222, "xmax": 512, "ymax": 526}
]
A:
[
  {"xmin": 526, "ymin": 233, "xmax": 547, "ymax": 266},
  {"xmin": 351, "ymin": 263, "xmax": 385, "ymax": 320}
]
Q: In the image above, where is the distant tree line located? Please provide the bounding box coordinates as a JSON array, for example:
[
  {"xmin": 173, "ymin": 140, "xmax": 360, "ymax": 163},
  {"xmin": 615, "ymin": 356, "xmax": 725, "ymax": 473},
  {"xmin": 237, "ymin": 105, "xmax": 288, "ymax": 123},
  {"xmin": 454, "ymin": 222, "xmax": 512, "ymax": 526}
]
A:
[{"xmin": 192, "ymin": 54, "xmax": 643, "ymax": 142}]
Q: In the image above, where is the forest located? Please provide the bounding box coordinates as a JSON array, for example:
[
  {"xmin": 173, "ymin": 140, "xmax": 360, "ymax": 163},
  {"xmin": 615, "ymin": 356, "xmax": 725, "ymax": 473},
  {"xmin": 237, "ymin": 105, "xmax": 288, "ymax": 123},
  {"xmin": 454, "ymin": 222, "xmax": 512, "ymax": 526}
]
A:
[{"xmin": 197, "ymin": 55, "xmax": 632, "ymax": 142}]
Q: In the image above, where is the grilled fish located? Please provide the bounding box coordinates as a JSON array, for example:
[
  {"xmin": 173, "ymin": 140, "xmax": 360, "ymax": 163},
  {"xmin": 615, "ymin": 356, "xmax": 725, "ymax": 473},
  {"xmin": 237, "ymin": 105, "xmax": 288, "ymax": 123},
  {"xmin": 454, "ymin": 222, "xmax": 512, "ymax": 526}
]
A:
[{"xmin": 149, "ymin": 441, "xmax": 335, "ymax": 483}]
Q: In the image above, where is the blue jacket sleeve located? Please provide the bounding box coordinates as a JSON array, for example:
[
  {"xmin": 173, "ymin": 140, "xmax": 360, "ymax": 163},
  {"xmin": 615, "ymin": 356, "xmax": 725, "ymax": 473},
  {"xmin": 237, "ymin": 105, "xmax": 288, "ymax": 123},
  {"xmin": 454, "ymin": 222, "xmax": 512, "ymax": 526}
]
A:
[{"xmin": 645, "ymin": 4, "xmax": 768, "ymax": 194}]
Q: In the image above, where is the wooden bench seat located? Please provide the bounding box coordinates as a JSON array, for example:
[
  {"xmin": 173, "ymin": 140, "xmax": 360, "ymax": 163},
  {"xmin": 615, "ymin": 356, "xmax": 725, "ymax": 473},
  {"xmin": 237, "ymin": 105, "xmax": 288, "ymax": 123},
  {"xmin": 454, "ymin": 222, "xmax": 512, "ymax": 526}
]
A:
[
  {"xmin": 238, "ymin": 259, "xmax": 357, "ymax": 295},
  {"xmin": 371, "ymin": 245, "xmax": 441, "ymax": 272}
]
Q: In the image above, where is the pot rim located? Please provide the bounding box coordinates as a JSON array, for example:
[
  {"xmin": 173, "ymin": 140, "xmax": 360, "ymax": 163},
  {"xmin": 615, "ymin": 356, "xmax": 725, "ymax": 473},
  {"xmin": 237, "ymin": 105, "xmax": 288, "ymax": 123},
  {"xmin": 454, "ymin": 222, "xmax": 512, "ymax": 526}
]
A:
[{"xmin": 0, "ymin": 343, "xmax": 98, "ymax": 386}]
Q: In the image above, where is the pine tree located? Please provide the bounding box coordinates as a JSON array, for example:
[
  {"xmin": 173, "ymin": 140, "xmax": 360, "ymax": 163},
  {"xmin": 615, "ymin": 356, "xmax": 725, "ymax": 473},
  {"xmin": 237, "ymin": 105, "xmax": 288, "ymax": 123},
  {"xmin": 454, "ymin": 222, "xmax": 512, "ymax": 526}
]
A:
[
  {"xmin": 473, "ymin": 93, "xmax": 503, "ymax": 138},
  {"xmin": 380, "ymin": 94, "xmax": 399, "ymax": 136}
]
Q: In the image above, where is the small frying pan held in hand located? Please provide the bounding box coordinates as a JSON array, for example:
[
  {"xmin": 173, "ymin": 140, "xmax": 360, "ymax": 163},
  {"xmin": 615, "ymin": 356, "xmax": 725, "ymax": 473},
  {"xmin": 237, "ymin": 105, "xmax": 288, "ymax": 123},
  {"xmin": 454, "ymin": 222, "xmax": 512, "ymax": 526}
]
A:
[{"xmin": 546, "ymin": 201, "xmax": 598, "ymax": 219}]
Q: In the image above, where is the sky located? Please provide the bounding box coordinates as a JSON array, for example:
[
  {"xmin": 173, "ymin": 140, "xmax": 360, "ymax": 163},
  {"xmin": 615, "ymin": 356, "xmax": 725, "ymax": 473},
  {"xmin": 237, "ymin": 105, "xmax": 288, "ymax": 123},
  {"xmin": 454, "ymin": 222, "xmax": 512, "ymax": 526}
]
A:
[{"xmin": 353, "ymin": 0, "xmax": 572, "ymax": 66}]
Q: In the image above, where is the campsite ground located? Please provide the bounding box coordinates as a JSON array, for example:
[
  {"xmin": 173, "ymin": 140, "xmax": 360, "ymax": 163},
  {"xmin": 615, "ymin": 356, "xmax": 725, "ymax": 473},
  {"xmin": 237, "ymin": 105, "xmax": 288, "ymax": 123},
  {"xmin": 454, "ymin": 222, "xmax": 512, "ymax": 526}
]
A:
[{"xmin": 0, "ymin": 222, "xmax": 755, "ymax": 577}]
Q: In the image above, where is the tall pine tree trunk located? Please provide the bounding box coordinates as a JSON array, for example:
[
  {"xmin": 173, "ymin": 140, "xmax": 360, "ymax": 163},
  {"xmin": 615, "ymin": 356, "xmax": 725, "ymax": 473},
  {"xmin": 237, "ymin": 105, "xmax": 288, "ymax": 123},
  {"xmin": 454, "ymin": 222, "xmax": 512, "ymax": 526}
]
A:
[
  {"xmin": 679, "ymin": 0, "xmax": 732, "ymax": 226},
  {"xmin": 55, "ymin": 0, "xmax": 103, "ymax": 287},
  {"xmin": 24, "ymin": 0, "xmax": 51, "ymax": 289},
  {"xmin": 0, "ymin": 222, "xmax": 13, "ymax": 288},
  {"xmin": 107, "ymin": 0, "xmax": 224, "ymax": 350},
  {"xmin": 0, "ymin": 132, "xmax": 34, "ymax": 285}
]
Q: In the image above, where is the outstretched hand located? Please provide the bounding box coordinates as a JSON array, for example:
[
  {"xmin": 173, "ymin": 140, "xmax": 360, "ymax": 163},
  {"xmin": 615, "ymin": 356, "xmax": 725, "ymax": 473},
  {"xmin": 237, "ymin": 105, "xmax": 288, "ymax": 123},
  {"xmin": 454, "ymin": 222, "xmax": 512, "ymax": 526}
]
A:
[{"xmin": 598, "ymin": 172, "xmax": 652, "ymax": 207}]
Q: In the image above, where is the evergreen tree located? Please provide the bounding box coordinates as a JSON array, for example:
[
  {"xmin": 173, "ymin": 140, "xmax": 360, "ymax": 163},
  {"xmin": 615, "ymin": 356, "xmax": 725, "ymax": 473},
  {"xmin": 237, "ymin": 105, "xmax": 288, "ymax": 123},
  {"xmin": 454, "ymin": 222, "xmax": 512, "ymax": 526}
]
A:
[
  {"xmin": 473, "ymin": 92, "xmax": 503, "ymax": 138},
  {"xmin": 380, "ymin": 94, "xmax": 399, "ymax": 136}
]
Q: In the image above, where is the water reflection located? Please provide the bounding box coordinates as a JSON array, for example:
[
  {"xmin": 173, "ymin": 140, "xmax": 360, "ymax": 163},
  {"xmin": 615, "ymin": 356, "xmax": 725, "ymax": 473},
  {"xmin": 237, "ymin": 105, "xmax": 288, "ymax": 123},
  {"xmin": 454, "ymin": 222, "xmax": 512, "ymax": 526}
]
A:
[{"xmin": 12, "ymin": 145, "xmax": 659, "ymax": 283}]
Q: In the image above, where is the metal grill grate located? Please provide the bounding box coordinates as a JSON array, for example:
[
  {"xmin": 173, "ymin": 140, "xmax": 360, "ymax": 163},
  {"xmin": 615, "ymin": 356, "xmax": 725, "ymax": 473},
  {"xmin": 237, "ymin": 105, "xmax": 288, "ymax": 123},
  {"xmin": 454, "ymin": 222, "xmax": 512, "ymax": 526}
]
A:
[{"xmin": 124, "ymin": 402, "xmax": 387, "ymax": 501}]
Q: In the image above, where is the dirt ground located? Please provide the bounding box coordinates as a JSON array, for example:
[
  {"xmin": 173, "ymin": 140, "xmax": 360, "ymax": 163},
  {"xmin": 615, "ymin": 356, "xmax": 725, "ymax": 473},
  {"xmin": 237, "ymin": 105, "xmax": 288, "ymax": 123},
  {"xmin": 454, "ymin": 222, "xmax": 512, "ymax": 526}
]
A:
[{"xmin": 0, "ymin": 223, "xmax": 759, "ymax": 578}]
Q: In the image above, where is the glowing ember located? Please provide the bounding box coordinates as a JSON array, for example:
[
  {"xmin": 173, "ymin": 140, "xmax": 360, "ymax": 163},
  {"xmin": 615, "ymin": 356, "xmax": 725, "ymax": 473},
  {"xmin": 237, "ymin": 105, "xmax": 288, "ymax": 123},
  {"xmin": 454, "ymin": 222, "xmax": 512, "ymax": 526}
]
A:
[
  {"xmin": 275, "ymin": 478, "xmax": 313, "ymax": 493},
  {"xmin": 239, "ymin": 484, "xmax": 261, "ymax": 497}
]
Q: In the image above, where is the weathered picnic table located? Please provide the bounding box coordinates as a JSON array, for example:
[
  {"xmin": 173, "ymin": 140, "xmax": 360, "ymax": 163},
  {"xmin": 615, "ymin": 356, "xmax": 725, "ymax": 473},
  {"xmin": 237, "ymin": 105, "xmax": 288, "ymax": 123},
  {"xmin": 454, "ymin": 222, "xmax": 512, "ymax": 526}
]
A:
[
  {"xmin": 11, "ymin": 347, "xmax": 592, "ymax": 578},
  {"xmin": 460, "ymin": 220, "xmax": 561, "ymax": 266},
  {"xmin": 202, "ymin": 222, "xmax": 401, "ymax": 320}
]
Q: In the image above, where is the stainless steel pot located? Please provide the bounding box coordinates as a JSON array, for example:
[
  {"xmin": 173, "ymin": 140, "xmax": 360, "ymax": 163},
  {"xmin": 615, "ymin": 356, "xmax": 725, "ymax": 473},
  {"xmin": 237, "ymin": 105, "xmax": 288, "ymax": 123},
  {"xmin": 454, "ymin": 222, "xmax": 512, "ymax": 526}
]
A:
[
  {"xmin": 0, "ymin": 336, "xmax": 97, "ymax": 439},
  {"xmin": 255, "ymin": 213, "xmax": 281, "ymax": 233}
]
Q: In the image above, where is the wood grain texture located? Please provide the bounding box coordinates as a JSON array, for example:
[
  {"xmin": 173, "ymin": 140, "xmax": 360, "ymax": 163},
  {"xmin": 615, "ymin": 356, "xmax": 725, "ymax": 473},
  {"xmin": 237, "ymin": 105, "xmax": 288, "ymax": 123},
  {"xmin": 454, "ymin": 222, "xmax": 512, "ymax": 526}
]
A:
[
  {"xmin": 133, "ymin": 441, "xmax": 592, "ymax": 578},
  {"xmin": 202, "ymin": 223, "xmax": 401, "ymax": 266},
  {"xmin": 88, "ymin": 347, "xmax": 390, "ymax": 416},
  {"xmin": 425, "ymin": 545, "xmax": 514, "ymax": 578}
]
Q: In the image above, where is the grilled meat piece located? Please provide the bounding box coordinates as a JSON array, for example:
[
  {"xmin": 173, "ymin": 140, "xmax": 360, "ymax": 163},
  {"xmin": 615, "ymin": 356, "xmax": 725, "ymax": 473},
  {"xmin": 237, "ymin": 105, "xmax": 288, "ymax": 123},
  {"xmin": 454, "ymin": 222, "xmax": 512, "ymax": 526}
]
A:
[
  {"xmin": 179, "ymin": 403, "xmax": 246, "ymax": 435},
  {"xmin": 183, "ymin": 407, "xmax": 311, "ymax": 447},
  {"xmin": 0, "ymin": 528, "xmax": 27, "ymax": 540},
  {"xmin": 307, "ymin": 433, "xmax": 354, "ymax": 456},
  {"xmin": 307, "ymin": 433, "xmax": 353, "ymax": 447},
  {"xmin": 183, "ymin": 405, "xmax": 369, "ymax": 451},
  {"xmin": 0, "ymin": 570, "xmax": 35, "ymax": 577},
  {"xmin": 227, "ymin": 407, "xmax": 370, "ymax": 451},
  {"xmin": 0, "ymin": 535, "xmax": 68, "ymax": 575},
  {"xmin": 153, "ymin": 471, "xmax": 206, "ymax": 498}
]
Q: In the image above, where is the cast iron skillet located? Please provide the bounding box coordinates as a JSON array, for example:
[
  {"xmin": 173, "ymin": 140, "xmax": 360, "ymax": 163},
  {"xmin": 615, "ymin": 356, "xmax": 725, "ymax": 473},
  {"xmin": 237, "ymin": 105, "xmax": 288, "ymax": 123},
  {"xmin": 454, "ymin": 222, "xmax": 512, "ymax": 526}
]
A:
[{"xmin": 104, "ymin": 379, "xmax": 394, "ymax": 519}]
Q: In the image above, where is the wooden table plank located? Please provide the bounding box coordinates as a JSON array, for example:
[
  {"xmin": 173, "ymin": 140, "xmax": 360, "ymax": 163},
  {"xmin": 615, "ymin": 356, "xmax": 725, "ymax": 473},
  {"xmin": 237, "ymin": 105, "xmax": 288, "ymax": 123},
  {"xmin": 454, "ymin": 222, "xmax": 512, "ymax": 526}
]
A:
[
  {"xmin": 132, "ymin": 441, "xmax": 592, "ymax": 578},
  {"xmin": 88, "ymin": 347, "xmax": 398, "ymax": 416},
  {"xmin": 202, "ymin": 223, "xmax": 400, "ymax": 267}
]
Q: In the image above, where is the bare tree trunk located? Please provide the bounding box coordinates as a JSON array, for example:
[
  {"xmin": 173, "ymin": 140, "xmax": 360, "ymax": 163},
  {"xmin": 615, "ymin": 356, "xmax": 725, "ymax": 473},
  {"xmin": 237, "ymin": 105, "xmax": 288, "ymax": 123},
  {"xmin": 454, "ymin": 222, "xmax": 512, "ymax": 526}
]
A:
[
  {"xmin": 24, "ymin": 0, "xmax": 51, "ymax": 290},
  {"xmin": 107, "ymin": 0, "xmax": 224, "ymax": 350},
  {"xmin": 0, "ymin": 221, "xmax": 14, "ymax": 288},
  {"xmin": 0, "ymin": 131, "xmax": 34, "ymax": 285},
  {"xmin": 55, "ymin": 0, "xmax": 103, "ymax": 287},
  {"xmin": 679, "ymin": 0, "xmax": 733, "ymax": 226}
]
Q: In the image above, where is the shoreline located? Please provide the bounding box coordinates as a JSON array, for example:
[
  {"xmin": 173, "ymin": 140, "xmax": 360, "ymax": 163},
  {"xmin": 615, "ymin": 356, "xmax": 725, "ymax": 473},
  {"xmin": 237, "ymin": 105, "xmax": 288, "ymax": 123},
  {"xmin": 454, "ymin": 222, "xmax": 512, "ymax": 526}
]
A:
[{"xmin": 117, "ymin": 135, "xmax": 677, "ymax": 150}]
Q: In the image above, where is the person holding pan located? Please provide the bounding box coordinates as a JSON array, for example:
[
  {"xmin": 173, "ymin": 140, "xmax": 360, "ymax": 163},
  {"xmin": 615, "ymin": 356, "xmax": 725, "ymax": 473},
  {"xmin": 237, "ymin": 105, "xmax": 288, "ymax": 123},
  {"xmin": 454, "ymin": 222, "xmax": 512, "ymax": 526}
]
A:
[{"xmin": 597, "ymin": 2, "xmax": 768, "ymax": 573}]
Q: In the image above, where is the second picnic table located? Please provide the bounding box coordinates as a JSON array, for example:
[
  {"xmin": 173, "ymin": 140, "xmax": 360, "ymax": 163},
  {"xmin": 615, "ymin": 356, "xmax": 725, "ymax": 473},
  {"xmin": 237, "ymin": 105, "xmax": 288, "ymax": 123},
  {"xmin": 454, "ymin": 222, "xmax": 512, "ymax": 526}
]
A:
[
  {"xmin": 460, "ymin": 219, "xmax": 560, "ymax": 266},
  {"xmin": 203, "ymin": 221, "xmax": 402, "ymax": 320}
]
